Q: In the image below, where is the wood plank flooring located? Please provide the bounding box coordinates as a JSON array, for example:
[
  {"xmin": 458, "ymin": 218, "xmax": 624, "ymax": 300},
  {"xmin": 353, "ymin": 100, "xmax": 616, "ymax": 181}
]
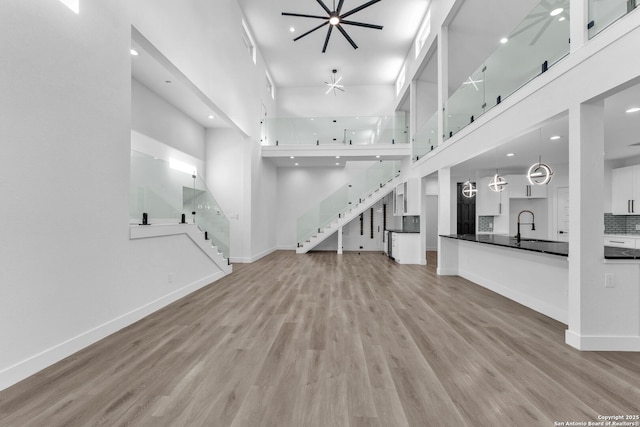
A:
[{"xmin": 1, "ymin": 251, "xmax": 639, "ymax": 426}]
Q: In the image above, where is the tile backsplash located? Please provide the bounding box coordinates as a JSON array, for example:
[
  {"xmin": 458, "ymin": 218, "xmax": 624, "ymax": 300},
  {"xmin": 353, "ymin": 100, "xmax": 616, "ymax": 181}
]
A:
[
  {"xmin": 478, "ymin": 216, "xmax": 494, "ymax": 233},
  {"xmin": 604, "ymin": 213, "xmax": 640, "ymax": 234}
]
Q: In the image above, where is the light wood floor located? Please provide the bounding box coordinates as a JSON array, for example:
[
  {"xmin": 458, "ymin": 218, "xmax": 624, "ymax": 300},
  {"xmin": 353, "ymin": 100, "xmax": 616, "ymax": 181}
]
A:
[{"xmin": 1, "ymin": 251, "xmax": 640, "ymax": 426}]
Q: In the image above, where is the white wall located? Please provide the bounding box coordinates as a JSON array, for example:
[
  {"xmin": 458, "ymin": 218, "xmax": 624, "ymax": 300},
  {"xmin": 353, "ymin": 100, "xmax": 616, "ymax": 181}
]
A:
[
  {"xmin": 276, "ymin": 85, "xmax": 396, "ymax": 118},
  {"xmin": 131, "ymin": 0, "xmax": 272, "ymax": 136},
  {"xmin": 132, "ymin": 78, "xmax": 206, "ymax": 161},
  {"xmin": 426, "ymin": 195, "xmax": 439, "ymax": 250},
  {"xmin": 205, "ymin": 128, "xmax": 249, "ymax": 261},
  {"xmin": 276, "ymin": 162, "xmax": 380, "ymax": 249}
]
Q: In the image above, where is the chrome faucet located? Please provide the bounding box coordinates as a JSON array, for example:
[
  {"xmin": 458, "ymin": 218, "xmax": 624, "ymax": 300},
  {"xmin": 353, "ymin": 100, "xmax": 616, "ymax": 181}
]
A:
[{"xmin": 516, "ymin": 210, "xmax": 535, "ymax": 243}]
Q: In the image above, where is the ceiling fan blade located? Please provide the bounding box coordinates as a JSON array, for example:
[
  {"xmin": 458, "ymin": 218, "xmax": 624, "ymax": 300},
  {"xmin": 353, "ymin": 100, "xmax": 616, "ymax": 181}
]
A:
[
  {"xmin": 340, "ymin": 20, "xmax": 383, "ymax": 30},
  {"xmin": 509, "ymin": 15, "xmax": 547, "ymax": 39},
  {"xmin": 316, "ymin": 0, "xmax": 332, "ymax": 15},
  {"xmin": 337, "ymin": 0, "xmax": 345, "ymax": 14},
  {"xmin": 336, "ymin": 25, "xmax": 358, "ymax": 49},
  {"xmin": 294, "ymin": 21, "xmax": 330, "ymax": 41},
  {"xmin": 282, "ymin": 12, "xmax": 330, "ymax": 20},
  {"xmin": 340, "ymin": 0, "xmax": 382, "ymax": 20},
  {"xmin": 529, "ymin": 18, "xmax": 552, "ymax": 46},
  {"xmin": 322, "ymin": 26, "xmax": 333, "ymax": 53}
]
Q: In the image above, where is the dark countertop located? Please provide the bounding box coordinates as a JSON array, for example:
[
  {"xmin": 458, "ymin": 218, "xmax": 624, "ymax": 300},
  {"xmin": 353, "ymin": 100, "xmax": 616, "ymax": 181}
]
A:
[
  {"xmin": 441, "ymin": 234, "xmax": 640, "ymax": 259},
  {"xmin": 386, "ymin": 229, "xmax": 420, "ymax": 234},
  {"xmin": 441, "ymin": 234, "xmax": 568, "ymax": 256}
]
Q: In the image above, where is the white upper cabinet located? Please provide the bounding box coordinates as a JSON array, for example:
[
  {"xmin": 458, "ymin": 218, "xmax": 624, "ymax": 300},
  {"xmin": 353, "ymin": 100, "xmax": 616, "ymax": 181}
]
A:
[
  {"xmin": 394, "ymin": 178, "xmax": 420, "ymax": 216},
  {"xmin": 505, "ymin": 175, "xmax": 547, "ymax": 198},
  {"xmin": 611, "ymin": 165, "xmax": 640, "ymax": 215},
  {"xmin": 476, "ymin": 176, "xmax": 505, "ymax": 215}
]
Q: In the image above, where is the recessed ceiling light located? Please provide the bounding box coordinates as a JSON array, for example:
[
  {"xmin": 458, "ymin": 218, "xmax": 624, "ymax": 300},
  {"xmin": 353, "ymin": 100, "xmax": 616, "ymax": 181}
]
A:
[
  {"xmin": 550, "ymin": 8, "xmax": 563, "ymax": 16},
  {"xmin": 500, "ymin": 37, "xmax": 508, "ymax": 44},
  {"xmin": 290, "ymin": 156, "xmax": 295, "ymax": 159},
  {"xmin": 558, "ymin": 16, "xmax": 566, "ymax": 21},
  {"xmin": 289, "ymin": 27, "xmax": 295, "ymax": 33},
  {"xmin": 550, "ymin": 135, "xmax": 561, "ymax": 140},
  {"xmin": 626, "ymin": 107, "xmax": 640, "ymax": 113},
  {"xmin": 507, "ymin": 153, "xmax": 515, "ymax": 157},
  {"xmin": 336, "ymin": 156, "xmax": 340, "ymax": 159},
  {"xmin": 310, "ymin": 118, "xmax": 314, "ymax": 121},
  {"xmin": 376, "ymin": 155, "xmax": 380, "ymax": 158},
  {"xmin": 130, "ymin": 49, "xmax": 139, "ymax": 56},
  {"xmin": 295, "ymin": 163, "xmax": 299, "ymax": 166},
  {"xmin": 335, "ymin": 162, "xmax": 340, "ymax": 166},
  {"xmin": 208, "ymin": 114, "xmax": 214, "ymax": 119}
]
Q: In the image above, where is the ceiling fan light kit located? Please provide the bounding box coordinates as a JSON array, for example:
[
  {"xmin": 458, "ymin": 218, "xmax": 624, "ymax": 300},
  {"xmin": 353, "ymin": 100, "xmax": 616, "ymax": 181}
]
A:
[{"xmin": 282, "ymin": 0, "xmax": 384, "ymax": 53}]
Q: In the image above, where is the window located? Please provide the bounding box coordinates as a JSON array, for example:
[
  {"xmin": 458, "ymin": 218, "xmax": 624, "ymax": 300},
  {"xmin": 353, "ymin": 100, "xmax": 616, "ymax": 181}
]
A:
[
  {"xmin": 241, "ymin": 20, "xmax": 256, "ymax": 64},
  {"xmin": 396, "ymin": 64, "xmax": 406, "ymax": 96},
  {"xmin": 266, "ymin": 72, "xmax": 275, "ymax": 100},
  {"xmin": 58, "ymin": 0, "xmax": 79, "ymax": 13},
  {"xmin": 415, "ymin": 9, "xmax": 431, "ymax": 58}
]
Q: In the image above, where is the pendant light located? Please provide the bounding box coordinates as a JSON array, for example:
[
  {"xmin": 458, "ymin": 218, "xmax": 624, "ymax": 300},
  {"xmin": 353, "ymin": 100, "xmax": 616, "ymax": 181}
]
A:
[
  {"xmin": 527, "ymin": 129, "xmax": 554, "ymax": 185},
  {"xmin": 489, "ymin": 173, "xmax": 508, "ymax": 192},
  {"xmin": 462, "ymin": 179, "xmax": 477, "ymax": 198},
  {"xmin": 489, "ymin": 147, "xmax": 508, "ymax": 192},
  {"xmin": 527, "ymin": 155, "xmax": 554, "ymax": 185}
]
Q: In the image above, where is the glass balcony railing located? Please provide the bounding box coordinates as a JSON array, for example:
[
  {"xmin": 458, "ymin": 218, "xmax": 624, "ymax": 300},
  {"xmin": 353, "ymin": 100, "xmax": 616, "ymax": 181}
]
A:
[
  {"xmin": 130, "ymin": 150, "xmax": 230, "ymax": 259},
  {"xmin": 443, "ymin": 0, "xmax": 570, "ymax": 140},
  {"xmin": 413, "ymin": 111, "xmax": 439, "ymax": 162},
  {"xmin": 264, "ymin": 113, "xmax": 408, "ymax": 146},
  {"xmin": 297, "ymin": 161, "xmax": 400, "ymax": 246},
  {"xmin": 589, "ymin": 0, "xmax": 637, "ymax": 39}
]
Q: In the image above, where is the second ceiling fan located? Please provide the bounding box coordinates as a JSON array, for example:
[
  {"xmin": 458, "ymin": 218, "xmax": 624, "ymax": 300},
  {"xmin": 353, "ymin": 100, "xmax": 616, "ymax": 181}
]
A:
[{"xmin": 283, "ymin": 0, "xmax": 384, "ymax": 53}]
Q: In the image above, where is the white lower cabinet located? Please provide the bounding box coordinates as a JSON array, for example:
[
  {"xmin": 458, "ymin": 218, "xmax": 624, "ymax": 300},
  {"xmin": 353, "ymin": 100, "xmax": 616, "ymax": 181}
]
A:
[
  {"xmin": 604, "ymin": 235, "xmax": 638, "ymax": 248},
  {"xmin": 391, "ymin": 232, "xmax": 421, "ymax": 264}
]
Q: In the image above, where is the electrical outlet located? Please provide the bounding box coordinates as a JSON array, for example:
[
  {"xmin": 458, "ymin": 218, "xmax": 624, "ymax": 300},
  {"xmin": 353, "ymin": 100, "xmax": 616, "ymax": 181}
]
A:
[
  {"xmin": 168, "ymin": 273, "xmax": 174, "ymax": 283},
  {"xmin": 605, "ymin": 273, "xmax": 615, "ymax": 288}
]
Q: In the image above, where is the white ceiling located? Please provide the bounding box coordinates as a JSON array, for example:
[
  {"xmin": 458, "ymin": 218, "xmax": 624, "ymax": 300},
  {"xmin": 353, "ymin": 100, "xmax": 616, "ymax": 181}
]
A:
[{"xmin": 238, "ymin": 0, "xmax": 429, "ymax": 88}]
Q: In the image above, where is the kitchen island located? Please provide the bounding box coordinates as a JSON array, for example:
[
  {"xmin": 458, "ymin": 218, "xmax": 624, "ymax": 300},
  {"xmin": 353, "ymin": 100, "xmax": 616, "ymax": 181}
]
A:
[{"xmin": 439, "ymin": 234, "xmax": 569, "ymax": 323}]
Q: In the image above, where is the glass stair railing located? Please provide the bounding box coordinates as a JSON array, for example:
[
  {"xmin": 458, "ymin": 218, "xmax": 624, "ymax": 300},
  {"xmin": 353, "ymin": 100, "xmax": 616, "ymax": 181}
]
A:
[
  {"xmin": 129, "ymin": 150, "xmax": 231, "ymax": 260},
  {"xmin": 413, "ymin": 111, "xmax": 439, "ymax": 162},
  {"xmin": 589, "ymin": 0, "xmax": 637, "ymax": 39},
  {"xmin": 264, "ymin": 113, "xmax": 408, "ymax": 146},
  {"xmin": 297, "ymin": 161, "xmax": 401, "ymax": 247},
  {"xmin": 440, "ymin": 0, "xmax": 570, "ymax": 141}
]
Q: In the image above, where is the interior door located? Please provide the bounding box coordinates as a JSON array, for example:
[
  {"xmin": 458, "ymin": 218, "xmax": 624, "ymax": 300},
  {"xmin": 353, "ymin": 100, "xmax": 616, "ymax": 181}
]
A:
[
  {"xmin": 556, "ymin": 186, "xmax": 569, "ymax": 242},
  {"xmin": 457, "ymin": 182, "xmax": 476, "ymax": 235}
]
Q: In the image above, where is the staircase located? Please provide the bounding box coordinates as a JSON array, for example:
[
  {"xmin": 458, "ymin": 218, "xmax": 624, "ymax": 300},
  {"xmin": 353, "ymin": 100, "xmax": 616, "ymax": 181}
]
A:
[
  {"xmin": 296, "ymin": 168, "xmax": 402, "ymax": 254},
  {"xmin": 131, "ymin": 223, "xmax": 232, "ymax": 275}
]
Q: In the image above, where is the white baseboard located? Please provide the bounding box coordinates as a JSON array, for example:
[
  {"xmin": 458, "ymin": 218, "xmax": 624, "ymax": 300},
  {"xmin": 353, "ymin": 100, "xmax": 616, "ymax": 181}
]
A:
[
  {"xmin": 231, "ymin": 247, "xmax": 279, "ymax": 263},
  {"xmin": 0, "ymin": 272, "xmax": 225, "ymax": 392},
  {"xmin": 437, "ymin": 268, "xmax": 458, "ymax": 276},
  {"xmin": 565, "ymin": 330, "xmax": 640, "ymax": 351}
]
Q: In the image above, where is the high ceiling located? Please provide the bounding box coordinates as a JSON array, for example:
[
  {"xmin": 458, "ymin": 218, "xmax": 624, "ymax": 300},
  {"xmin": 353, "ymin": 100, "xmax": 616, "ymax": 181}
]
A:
[{"xmin": 237, "ymin": 0, "xmax": 430, "ymax": 88}]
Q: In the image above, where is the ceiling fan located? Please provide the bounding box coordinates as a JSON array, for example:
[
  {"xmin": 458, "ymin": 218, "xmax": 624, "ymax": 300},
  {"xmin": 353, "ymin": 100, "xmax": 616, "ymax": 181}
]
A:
[
  {"xmin": 282, "ymin": 0, "xmax": 384, "ymax": 53},
  {"xmin": 508, "ymin": 0, "xmax": 568, "ymax": 46}
]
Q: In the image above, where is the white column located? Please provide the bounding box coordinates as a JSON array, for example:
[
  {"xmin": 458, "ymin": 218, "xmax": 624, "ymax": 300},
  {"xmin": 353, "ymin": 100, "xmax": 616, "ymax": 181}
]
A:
[
  {"xmin": 437, "ymin": 167, "xmax": 452, "ymax": 274},
  {"xmin": 437, "ymin": 25, "xmax": 449, "ymax": 146},
  {"xmin": 337, "ymin": 226, "xmax": 343, "ymax": 255},
  {"xmin": 570, "ymin": 0, "xmax": 588, "ymax": 53},
  {"xmin": 566, "ymin": 101, "xmax": 605, "ymax": 348}
]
